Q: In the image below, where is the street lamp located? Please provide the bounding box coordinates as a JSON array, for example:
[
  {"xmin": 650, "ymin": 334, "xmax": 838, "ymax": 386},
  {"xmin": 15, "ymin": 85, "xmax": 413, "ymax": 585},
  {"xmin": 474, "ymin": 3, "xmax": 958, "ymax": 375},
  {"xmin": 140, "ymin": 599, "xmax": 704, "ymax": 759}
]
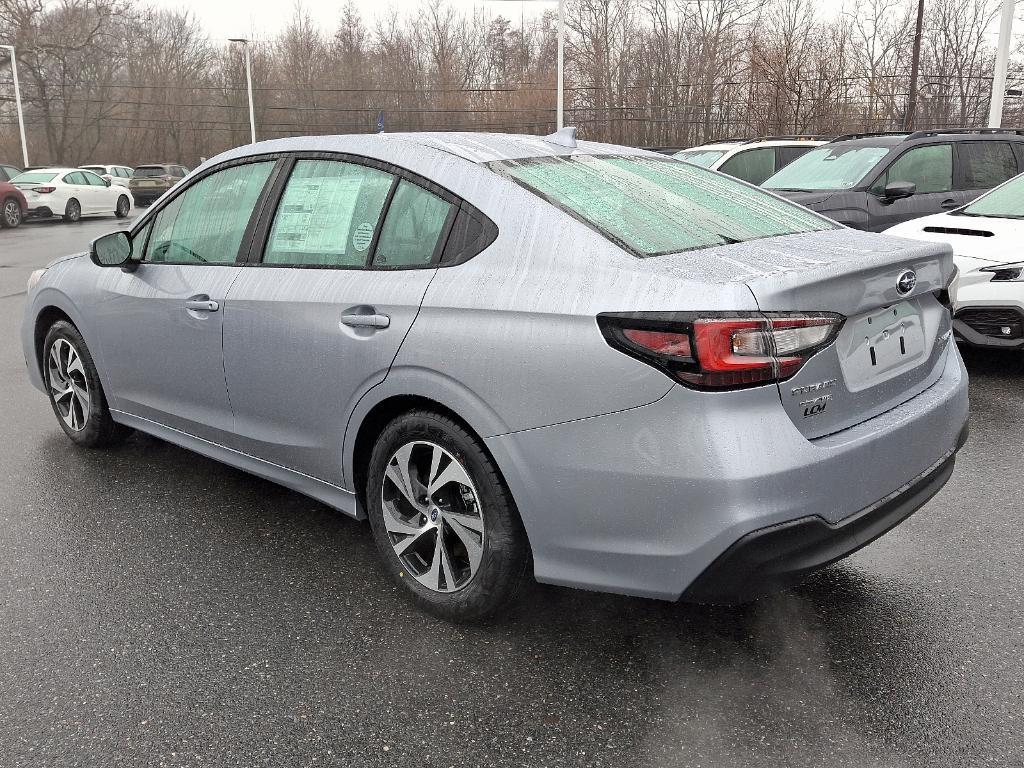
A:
[
  {"xmin": 228, "ymin": 38, "xmax": 256, "ymax": 144},
  {"xmin": 486, "ymin": 0, "xmax": 566, "ymax": 130},
  {"xmin": 0, "ymin": 44, "xmax": 29, "ymax": 168}
]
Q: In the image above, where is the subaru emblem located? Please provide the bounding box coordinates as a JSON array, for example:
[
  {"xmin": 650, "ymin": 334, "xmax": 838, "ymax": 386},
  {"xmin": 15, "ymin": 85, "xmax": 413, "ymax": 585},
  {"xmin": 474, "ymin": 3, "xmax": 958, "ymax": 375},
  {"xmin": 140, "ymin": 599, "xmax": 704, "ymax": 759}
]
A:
[{"xmin": 896, "ymin": 270, "xmax": 917, "ymax": 295}]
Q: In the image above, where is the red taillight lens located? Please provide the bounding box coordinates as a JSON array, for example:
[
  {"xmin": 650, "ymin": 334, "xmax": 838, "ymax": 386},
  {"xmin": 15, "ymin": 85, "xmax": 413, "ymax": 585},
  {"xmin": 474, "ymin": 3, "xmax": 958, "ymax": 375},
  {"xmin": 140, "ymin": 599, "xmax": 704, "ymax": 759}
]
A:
[
  {"xmin": 599, "ymin": 312, "xmax": 844, "ymax": 391},
  {"xmin": 33, "ymin": 186, "xmax": 56, "ymax": 194}
]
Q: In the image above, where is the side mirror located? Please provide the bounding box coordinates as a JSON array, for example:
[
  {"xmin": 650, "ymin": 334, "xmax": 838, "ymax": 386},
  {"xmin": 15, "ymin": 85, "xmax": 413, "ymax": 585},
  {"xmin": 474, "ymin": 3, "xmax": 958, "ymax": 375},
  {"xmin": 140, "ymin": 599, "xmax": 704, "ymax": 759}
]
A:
[
  {"xmin": 90, "ymin": 231, "xmax": 132, "ymax": 268},
  {"xmin": 883, "ymin": 180, "xmax": 916, "ymax": 200},
  {"xmin": 103, "ymin": 177, "xmax": 112, "ymax": 187}
]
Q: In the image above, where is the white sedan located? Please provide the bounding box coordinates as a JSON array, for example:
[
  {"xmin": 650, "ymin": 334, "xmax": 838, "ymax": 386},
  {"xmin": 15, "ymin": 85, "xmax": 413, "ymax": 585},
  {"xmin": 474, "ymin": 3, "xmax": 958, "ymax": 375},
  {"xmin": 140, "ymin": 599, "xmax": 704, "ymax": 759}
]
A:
[
  {"xmin": 11, "ymin": 168, "xmax": 134, "ymax": 223},
  {"xmin": 886, "ymin": 172, "xmax": 1024, "ymax": 351}
]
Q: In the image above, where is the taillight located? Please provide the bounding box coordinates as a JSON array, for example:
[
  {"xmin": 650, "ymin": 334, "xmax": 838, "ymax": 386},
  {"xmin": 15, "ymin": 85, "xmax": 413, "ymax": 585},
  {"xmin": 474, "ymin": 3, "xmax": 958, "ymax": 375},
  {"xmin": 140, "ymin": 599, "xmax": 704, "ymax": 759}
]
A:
[
  {"xmin": 598, "ymin": 312, "xmax": 844, "ymax": 390},
  {"xmin": 162, "ymin": 175, "xmax": 176, "ymax": 183},
  {"xmin": 33, "ymin": 186, "xmax": 56, "ymax": 194}
]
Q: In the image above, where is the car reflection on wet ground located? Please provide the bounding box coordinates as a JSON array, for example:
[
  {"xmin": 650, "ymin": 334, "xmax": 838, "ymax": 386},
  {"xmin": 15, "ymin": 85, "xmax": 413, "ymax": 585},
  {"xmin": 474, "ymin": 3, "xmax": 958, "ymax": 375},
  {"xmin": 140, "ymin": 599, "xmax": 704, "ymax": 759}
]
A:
[{"xmin": 1, "ymin": 219, "xmax": 1021, "ymax": 767}]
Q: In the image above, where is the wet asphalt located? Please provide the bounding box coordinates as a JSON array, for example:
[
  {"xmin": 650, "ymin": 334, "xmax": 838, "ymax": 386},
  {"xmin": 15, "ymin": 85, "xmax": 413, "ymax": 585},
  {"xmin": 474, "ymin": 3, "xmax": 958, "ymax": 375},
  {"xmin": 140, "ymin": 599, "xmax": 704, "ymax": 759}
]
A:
[{"xmin": 0, "ymin": 217, "xmax": 1021, "ymax": 768}]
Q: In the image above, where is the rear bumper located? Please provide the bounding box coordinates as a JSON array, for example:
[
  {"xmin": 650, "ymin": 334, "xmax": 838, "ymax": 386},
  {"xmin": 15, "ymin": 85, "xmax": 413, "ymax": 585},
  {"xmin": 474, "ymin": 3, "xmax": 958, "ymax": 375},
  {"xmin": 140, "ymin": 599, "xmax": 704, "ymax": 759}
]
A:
[
  {"xmin": 683, "ymin": 432, "xmax": 964, "ymax": 603},
  {"xmin": 486, "ymin": 339, "xmax": 968, "ymax": 601}
]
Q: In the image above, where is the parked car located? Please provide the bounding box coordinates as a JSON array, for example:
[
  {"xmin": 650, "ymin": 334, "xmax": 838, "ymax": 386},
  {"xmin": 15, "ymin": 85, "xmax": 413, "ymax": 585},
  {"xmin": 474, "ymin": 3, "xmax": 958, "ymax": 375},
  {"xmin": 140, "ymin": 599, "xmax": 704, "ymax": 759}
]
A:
[
  {"xmin": 129, "ymin": 163, "xmax": 188, "ymax": 205},
  {"xmin": 674, "ymin": 136, "xmax": 828, "ymax": 185},
  {"xmin": 0, "ymin": 180, "xmax": 28, "ymax": 228},
  {"xmin": 80, "ymin": 164, "xmax": 134, "ymax": 187},
  {"xmin": 21, "ymin": 131, "xmax": 968, "ymax": 620},
  {"xmin": 763, "ymin": 128, "xmax": 1024, "ymax": 231},
  {"xmin": 886, "ymin": 171, "xmax": 1024, "ymax": 350},
  {"xmin": 10, "ymin": 168, "xmax": 133, "ymax": 222},
  {"xmin": 0, "ymin": 163, "xmax": 22, "ymax": 182}
]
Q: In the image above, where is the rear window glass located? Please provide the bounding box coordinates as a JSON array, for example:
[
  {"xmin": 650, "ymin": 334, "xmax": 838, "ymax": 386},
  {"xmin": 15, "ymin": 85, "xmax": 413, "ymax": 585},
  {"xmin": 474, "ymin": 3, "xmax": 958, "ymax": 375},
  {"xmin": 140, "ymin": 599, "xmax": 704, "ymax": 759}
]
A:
[
  {"xmin": 133, "ymin": 166, "xmax": 167, "ymax": 177},
  {"xmin": 492, "ymin": 155, "xmax": 834, "ymax": 257},
  {"xmin": 764, "ymin": 145, "xmax": 891, "ymax": 191},
  {"xmin": 12, "ymin": 172, "xmax": 58, "ymax": 184},
  {"xmin": 81, "ymin": 166, "xmax": 105, "ymax": 174}
]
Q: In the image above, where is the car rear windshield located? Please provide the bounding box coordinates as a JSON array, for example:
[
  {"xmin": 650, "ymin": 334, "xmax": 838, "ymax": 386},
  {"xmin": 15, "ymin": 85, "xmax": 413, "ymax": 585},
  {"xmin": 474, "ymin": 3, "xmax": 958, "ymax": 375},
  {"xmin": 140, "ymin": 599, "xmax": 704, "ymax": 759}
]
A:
[
  {"xmin": 763, "ymin": 145, "xmax": 891, "ymax": 191},
  {"xmin": 673, "ymin": 149, "xmax": 727, "ymax": 168},
  {"xmin": 81, "ymin": 166, "xmax": 105, "ymax": 173},
  {"xmin": 491, "ymin": 154, "xmax": 835, "ymax": 257},
  {"xmin": 958, "ymin": 173, "xmax": 1024, "ymax": 218},
  {"xmin": 12, "ymin": 172, "xmax": 58, "ymax": 184},
  {"xmin": 133, "ymin": 166, "xmax": 167, "ymax": 177}
]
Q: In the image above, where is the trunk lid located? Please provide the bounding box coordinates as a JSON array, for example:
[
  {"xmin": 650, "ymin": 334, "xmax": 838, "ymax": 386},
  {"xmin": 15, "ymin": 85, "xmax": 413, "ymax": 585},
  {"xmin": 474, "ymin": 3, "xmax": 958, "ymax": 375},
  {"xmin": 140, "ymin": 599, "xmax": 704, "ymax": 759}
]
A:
[{"xmin": 734, "ymin": 229, "xmax": 954, "ymax": 439}]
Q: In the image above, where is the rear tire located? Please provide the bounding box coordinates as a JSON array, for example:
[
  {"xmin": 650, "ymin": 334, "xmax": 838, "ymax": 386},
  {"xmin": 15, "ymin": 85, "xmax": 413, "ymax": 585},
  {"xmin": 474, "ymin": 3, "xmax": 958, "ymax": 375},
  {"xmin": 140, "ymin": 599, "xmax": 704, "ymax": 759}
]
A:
[
  {"xmin": 63, "ymin": 198, "xmax": 81, "ymax": 223},
  {"xmin": 1, "ymin": 197, "xmax": 22, "ymax": 228},
  {"xmin": 366, "ymin": 410, "xmax": 530, "ymax": 622},
  {"xmin": 42, "ymin": 321, "xmax": 132, "ymax": 448},
  {"xmin": 114, "ymin": 195, "xmax": 130, "ymax": 218}
]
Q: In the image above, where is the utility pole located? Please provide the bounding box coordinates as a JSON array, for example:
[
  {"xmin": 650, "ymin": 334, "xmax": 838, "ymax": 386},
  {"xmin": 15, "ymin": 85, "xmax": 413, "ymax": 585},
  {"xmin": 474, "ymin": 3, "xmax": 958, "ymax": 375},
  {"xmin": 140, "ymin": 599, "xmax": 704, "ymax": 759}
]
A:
[
  {"xmin": 904, "ymin": 0, "xmax": 926, "ymax": 131},
  {"xmin": 229, "ymin": 38, "xmax": 256, "ymax": 144},
  {"xmin": 987, "ymin": 0, "xmax": 1015, "ymax": 127},
  {"xmin": 0, "ymin": 44, "xmax": 29, "ymax": 168}
]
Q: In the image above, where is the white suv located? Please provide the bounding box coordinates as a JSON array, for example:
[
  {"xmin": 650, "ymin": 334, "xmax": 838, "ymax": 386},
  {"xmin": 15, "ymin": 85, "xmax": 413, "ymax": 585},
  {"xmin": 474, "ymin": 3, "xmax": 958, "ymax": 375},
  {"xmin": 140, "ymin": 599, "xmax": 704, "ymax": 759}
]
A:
[
  {"xmin": 80, "ymin": 164, "xmax": 134, "ymax": 187},
  {"xmin": 674, "ymin": 137, "xmax": 827, "ymax": 186}
]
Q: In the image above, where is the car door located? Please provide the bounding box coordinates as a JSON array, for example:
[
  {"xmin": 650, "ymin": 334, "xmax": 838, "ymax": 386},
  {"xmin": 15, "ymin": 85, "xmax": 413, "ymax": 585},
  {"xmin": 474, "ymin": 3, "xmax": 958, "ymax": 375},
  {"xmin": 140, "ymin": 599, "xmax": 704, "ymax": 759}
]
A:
[
  {"xmin": 863, "ymin": 143, "xmax": 958, "ymax": 231},
  {"xmin": 90, "ymin": 158, "xmax": 279, "ymax": 442},
  {"xmin": 80, "ymin": 170, "xmax": 111, "ymax": 213},
  {"xmin": 221, "ymin": 156, "xmax": 453, "ymax": 486},
  {"xmin": 956, "ymin": 141, "xmax": 1019, "ymax": 204},
  {"xmin": 62, "ymin": 171, "xmax": 92, "ymax": 213}
]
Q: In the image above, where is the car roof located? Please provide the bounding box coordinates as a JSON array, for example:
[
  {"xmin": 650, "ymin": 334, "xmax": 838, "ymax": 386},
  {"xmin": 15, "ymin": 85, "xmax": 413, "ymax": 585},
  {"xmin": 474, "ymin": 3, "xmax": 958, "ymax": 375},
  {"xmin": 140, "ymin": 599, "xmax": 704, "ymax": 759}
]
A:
[{"xmin": 18, "ymin": 167, "xmax": 79, "ymax": 174}]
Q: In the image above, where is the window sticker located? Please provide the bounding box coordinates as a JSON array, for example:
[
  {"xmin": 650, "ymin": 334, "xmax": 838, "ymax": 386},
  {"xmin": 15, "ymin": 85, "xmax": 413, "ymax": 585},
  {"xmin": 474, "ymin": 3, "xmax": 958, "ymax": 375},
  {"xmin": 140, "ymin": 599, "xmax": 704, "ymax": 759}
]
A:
[
  {"xmin": 352, "ymin": 221, "xmax": 374, "ymax": 251},
  {"xmin": 269, "ymin": 175, "xmax": 365, "ymax": 254}
]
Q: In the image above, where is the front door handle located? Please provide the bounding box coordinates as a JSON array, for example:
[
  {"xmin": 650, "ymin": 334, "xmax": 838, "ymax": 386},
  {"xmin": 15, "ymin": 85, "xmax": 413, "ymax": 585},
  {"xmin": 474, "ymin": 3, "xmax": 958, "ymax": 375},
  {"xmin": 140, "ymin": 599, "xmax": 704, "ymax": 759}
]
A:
[
  {"xmin": 940, "ymin": 198, "xmax": 959, "ymax": 209},
  {"xmin": 185, "ymin": 299, "xmax": 219, "ymax": 312},
  {"xmin": 341, "ymin": 313, "xmax": 390, "ymax": 329}
]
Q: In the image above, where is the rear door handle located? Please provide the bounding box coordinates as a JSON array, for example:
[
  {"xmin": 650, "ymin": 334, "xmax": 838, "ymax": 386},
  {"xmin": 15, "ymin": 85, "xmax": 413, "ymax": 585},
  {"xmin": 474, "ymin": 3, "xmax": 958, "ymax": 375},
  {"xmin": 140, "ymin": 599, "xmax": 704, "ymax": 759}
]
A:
[
  {"xmin": 341, "ymin": 313, "xmax": 390, "ymax": 329},
  {"xmin": 185, "ymin": 299, "xmax": 219, "ymax": 312},
  {"xmin": 940, "ymin": 198, "xmax": 959, "ymax": 209}
]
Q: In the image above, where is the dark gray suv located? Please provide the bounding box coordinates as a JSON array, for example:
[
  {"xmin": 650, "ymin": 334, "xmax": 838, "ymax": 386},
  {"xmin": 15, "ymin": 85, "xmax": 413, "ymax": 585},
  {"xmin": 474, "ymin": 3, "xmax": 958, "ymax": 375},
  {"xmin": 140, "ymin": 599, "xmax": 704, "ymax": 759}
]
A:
[{"xmin": 763, "ymin": 129, "xmax": 1024, "ymax": 231}]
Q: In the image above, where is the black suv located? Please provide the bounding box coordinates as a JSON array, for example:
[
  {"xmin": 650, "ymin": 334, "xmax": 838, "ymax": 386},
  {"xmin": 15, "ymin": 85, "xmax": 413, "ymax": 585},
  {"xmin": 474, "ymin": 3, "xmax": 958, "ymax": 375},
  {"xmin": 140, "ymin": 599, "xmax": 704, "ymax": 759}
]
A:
[{"xmin": 762, "ymin": 129, "xmax": 1024, "ymax": 231}]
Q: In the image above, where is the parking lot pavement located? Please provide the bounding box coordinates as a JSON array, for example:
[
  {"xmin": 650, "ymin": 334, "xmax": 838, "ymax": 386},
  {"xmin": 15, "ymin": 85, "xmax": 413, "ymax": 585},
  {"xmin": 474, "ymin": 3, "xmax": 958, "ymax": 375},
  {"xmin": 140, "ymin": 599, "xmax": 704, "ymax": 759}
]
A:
[{"xmin": 1, "ymin": 220, "xmax": 1022, "ymax": 768}]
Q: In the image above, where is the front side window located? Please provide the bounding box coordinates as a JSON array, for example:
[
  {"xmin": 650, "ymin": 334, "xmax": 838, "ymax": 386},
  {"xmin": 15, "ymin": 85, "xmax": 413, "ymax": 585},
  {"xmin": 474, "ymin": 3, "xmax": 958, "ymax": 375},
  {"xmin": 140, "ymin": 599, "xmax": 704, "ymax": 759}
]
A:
[
  {"xmin": 143, "ymin": 161, "xmax": 274, "ymax": 264},
  {"xmin": 373, "ymin": 180, "xmax": 454, "ymax": 268},
  {"xmin": 959, "ymin": 173, "xmax": 1024, "ymax": 218},
  {"xmin": 872, "ymin": 144, "xmax": 952, "ymax": 194},
  {"xmin": 82, "ymin": 171, "xmax": 106, "ymax": 186},
  {"xmin": 264, "ymin": 159, "xmax": 393, "ymax": 267},
  {"xmin": 718, "ymin": 148, "xmax": 777, "ymax": 185},
  {"xmin": 959, "ymin": 142, "xmax": 1018, "ymax": 189},
  {"xmin": 494, "ymin": 155, "xmax": 834, "ymax": 257},
  {"xmin": 764, "ymin": 145, "xmax": 891, "ymax": 191}
]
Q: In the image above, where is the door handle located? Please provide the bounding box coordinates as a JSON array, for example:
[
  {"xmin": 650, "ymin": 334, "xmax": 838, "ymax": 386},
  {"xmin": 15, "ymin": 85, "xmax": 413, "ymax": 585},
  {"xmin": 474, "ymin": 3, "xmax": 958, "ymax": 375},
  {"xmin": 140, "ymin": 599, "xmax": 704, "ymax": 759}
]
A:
[
  {"xmin": 341, "ymin": 313, "xmax": 390, "ymax": 329},
  {"xmin": 185, "ymin": 299, "xmax": 219, "ymax": 312},
  {"xmin": 940, "ymin": 198, "xmax": 958, "ymax": 209}
]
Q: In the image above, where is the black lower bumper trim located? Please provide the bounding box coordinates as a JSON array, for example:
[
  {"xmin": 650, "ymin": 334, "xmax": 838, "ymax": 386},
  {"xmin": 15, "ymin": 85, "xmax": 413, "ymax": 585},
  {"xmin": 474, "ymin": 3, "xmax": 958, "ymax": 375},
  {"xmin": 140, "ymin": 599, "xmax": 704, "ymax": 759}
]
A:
[
  {"xmin": 682, "ymin": 431, "xmax": 966, "ymax": 604},
  {"xmin": 953, "ymin": 316, "xmax": 1024, "ymax": 350}
]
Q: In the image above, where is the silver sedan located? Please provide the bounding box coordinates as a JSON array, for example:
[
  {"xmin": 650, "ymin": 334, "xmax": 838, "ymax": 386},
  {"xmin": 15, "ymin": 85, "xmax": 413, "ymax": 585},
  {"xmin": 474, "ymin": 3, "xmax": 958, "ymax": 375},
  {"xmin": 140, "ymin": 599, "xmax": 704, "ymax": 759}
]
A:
[{"xmin": 21, "ymin": 131, "xmax": 969, "ymax": 620}]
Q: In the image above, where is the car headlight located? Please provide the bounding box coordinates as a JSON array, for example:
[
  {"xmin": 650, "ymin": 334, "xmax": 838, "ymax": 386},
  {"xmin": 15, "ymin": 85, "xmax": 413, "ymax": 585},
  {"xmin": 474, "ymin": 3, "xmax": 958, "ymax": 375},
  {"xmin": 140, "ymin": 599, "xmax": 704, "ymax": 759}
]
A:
[
  {"xmin": 980, "ymin": 261, "xmax": 1024, "ymax": 282},
  {"xmin": 27, "ymin": 268, "xmax": 47, "ymax": 293}
]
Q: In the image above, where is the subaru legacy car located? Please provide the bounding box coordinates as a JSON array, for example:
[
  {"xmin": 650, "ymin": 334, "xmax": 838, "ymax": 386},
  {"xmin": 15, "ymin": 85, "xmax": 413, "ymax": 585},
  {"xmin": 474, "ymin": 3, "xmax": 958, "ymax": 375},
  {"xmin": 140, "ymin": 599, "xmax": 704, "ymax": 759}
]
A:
[
  {"xmin": 764, "ymin": 129, "xmax": 1024, "ymax": 231},
  {"xmin": 22, "ymin": 131, "xmax": 968, "ymax": 621}
]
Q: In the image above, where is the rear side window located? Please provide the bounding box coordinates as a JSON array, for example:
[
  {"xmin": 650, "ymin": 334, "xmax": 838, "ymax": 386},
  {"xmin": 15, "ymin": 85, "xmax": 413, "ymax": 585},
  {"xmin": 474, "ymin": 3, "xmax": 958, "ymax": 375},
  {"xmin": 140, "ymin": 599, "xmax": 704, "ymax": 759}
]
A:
[
  {"xmin": 777, "ymin": 145, "xmax": 815, "ymax": 167},
  {"xmin": 872, "ymin": 144, "xmax": 952, "ymax": 194},
  {"xmin": 64, "ymin": 172, "xmax": 86, "ymax": 185},
  {"xmin": 144, "ymin": 161, "xmax": 275, "ymax": 264},
  {"xmin": 718, "ymin": 148, "xmax": 776, "ymax": 185},
  {"xmin": 494, "ymin": 154, "xmax": 834, "ymax": 257},
  {"xmin": 372, "ymin": 180, "xmax": 454, "ymax": 268},
  {"xmin": 263, "ymin": 159, "xmax": 393, "ymax": 267},
  {"xmin": 959, "ymin": 142, "xmax": 1018, "ymax": 189}
]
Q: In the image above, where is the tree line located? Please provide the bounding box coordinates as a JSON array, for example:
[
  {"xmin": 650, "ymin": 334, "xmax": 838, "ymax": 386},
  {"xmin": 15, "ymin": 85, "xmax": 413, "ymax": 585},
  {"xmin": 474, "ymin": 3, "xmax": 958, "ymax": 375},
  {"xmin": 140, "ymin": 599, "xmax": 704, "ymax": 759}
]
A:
[{"xmin": 0, "ymin": 0, "xmax": 1021, "ymax": 167}]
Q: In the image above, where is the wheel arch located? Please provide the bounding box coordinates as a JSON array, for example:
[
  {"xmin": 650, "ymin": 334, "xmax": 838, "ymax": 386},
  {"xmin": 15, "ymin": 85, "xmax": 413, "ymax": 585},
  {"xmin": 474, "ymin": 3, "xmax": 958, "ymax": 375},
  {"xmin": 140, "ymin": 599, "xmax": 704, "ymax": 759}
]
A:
[{"xmin": 33, "ymin": 305, "xmax": 77, "ymax": 378}]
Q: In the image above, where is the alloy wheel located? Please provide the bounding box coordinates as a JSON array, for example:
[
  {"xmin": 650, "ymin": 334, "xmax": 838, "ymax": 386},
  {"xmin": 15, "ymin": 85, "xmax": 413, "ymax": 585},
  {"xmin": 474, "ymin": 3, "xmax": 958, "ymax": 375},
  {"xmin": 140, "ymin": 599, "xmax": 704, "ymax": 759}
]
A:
[
  {"xmin": 116, "ymin": 197, "xmax": 129, "ymax": 217},
  {"xmin": 47, "ymin": 338, "xmax": 90, "ymax": 431},
  {"xmin": 381, "ymin": 440, "xmax": 485, "ymax": 593},
  {"xmin": 3, "ymin": 199, "xmax": 19, "ymax": 227}
]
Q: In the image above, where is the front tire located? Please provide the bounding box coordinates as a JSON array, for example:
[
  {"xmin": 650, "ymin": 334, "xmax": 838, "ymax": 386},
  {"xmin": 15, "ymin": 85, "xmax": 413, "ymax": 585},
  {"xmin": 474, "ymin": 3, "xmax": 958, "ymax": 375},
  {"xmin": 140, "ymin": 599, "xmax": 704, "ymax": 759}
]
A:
[
  {"xmin": 1, "ymin": 197, "xmax": 22, "ymax": 228},
  {"xmin": 114, "ymin": 195, "xmax": 130, "ymax": 218},
  {"xmin": 42, "ymin": 321, "xmax": 132, "ymax": 448},
  {"xmin": 366, "ymin": 411, "xmax": 530, "ymax": 622},
  {"xmin": 63, "ymin": 198, "xmax": 81, "ymax": 223}
]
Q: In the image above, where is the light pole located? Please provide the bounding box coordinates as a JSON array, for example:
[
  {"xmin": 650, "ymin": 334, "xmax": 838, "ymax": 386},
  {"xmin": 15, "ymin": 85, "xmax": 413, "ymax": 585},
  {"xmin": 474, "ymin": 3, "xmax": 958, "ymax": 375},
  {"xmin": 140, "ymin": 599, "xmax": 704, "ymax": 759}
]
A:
[
  {"xmin": 486, "ymin": 0, "xmax": 566, "ymax": 130},
  {"xmin": 987, "ymin": 0, "xmax": 1015, "ymax": 127},
  {"xmin": 0, "ymin": 44, "xmax": 29, "ymax": 168},
  {"xmin": 904, "ymin": 0, "xmax": 926, "ymax": 130},
  {"xmin": 229, "ymin": 38, "xmax": 256, "ymax": 144}
]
